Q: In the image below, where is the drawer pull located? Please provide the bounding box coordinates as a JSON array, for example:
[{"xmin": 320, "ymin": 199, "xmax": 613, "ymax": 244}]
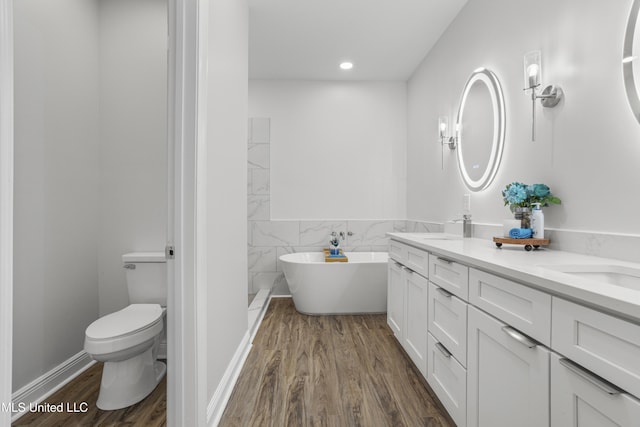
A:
[
  {"xmin": 394, "ymin": 261, "xmax": 403, "ymax": 268},
  {"xmin": 403, "ymin": 266, "xmax": 414, "ymax": 274},
  {"xmin": 501, "ymin": 326, "xmax": 537, "ymax": 348},
  {"xmin": 437, "ymin": 256, "xmax": 454, "ymax": 264},
  {"xmin": 436, "ymin": 287, "xmax": 453, "ymax": 298},
  {"xmin": 435, "ymin": 342, "xmax": 452, "ymax": 358},
  {"xmin": 559, "ymin": 358, "xmax": 622, "ymax": 395}
]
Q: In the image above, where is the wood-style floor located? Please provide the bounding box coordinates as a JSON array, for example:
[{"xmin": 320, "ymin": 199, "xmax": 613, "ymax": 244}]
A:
[
  {"xmin": 12, "ymin": 362, "xmax": 166, "ymax": 427},
  {"xmin": 220, "ymin": 297, "xmax": 454, "ymax": 427}
]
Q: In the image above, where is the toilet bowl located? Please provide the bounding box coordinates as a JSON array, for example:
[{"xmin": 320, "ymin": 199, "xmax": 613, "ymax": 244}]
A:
[
  {"xmin": 85, "ymin": 304, "xmax": 166, "ymax": 410},
  {"xmin": 84, "ymin": 252, "xmax": 167, "ymax": 410}
]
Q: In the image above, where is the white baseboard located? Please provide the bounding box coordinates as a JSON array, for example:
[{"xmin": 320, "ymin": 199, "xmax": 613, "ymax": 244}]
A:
[
  {"xmin": 206, "ymin": 331, "xmax": 251, "ymax": 427},
  {"xmin": 11, "ymin": 351, "xmax": 95, "ymax": 422},
  {"xmin": 206, "ymin": 293, "xmax": 274, "ymax": 426}
]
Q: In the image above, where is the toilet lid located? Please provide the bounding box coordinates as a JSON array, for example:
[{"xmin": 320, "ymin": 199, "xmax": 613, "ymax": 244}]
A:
[{"xmin": 86, "ymin": 304, "xmax": 163, "ymax": 340}]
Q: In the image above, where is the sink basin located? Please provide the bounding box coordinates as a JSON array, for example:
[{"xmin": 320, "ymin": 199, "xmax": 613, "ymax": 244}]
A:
[{"xmin": 538, "ymin": 264, "xmax": 640, "ymax": 291}]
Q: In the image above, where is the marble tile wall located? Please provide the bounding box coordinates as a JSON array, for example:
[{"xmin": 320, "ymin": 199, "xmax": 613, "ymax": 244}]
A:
[
  {"xmin": 461, "ymin": 222, "xmax": 640, "ymax": 264},
  {"xmin": 247, "ymin": 117, "xmax": 416, "ymax": 294},
  {"xmin": 248, "ymin": 117, "xmax": 640, "ymax": 295}
]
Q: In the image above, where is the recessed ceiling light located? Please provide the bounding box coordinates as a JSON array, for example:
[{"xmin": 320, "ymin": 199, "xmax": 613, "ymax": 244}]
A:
[{"xmin": 339, "ymin": 62, "xmax": 354, "ymax": 70}]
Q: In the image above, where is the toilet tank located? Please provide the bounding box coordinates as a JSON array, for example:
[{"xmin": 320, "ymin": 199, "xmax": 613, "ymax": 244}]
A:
[{"xmin": 122, "ymin": 252, "xmax": 167, "ymax": 306}]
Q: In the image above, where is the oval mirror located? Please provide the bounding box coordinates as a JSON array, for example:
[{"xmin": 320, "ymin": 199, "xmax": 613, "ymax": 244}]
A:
[
  {"xmin": 624, "ymin": 0, "xmax": 640, "ymax": 123},
  {"xmin": 455, "ymin": 67, "xmax": 506, "ymax": 192}
]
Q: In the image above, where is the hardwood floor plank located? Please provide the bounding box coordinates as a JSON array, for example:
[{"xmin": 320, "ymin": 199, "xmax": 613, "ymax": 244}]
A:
[
  {"xmin": 12, "ymin": 362, "xmax": 166, "ymax": 427},
  {"xmin": 219, "ymin": 297, "xmax": 454, "ymax": 427}
]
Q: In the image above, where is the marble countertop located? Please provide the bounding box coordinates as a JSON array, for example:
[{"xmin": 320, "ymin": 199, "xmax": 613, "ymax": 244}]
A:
[{"xmin": 387, "ymin": 232, "xmax": 640, "ymax": 323}]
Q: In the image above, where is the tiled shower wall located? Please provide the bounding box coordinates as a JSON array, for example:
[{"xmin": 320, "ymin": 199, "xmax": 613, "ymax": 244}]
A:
[{"xmin": 247, "ymin": 118, "xmax": 441, "ymax": 294}]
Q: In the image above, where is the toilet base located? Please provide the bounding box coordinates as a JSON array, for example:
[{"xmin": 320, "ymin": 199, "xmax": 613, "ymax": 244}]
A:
[{"xmin": 96, "ymin": 347, "xmax": 166, "ymax": 410}]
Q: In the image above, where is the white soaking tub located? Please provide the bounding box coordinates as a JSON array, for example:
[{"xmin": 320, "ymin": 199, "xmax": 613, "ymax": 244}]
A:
[{"xmin": 279, "ymin": 252, "xmax": 388, "ymax": 315}]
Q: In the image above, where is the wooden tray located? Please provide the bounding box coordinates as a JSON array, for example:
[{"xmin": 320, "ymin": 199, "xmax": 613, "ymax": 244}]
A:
[
  {"xmin": 323, "ymin": 248, "xmax": 348, "ymax": 262},
  {"xmin": 493, "ymin": 237, "xmax": 550, "ymax": 252}
]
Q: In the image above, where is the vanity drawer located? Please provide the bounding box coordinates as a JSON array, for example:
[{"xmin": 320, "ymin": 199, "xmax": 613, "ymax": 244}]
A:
[
  {"xmin": 428, "ymin": 282, "xmax": 468, "ymax": 366},
  {"xmin": 427, "ymin": 333, "xmax": 467, "ymax": 427},
  {"xmin": 388, "ymin": 240, "xmax": 429, "ymax": 278},
  {"xmin": 429, "ymin": 254, "xmax": 469, "ymax": 300},
  {"xmin": 388, "ymin": 239, "xmax": 408, "ymax": 263},
  {"xmin": 552, "ymin": 297, "xmax": 640, "ymax": 398},
  {"xmin": 469, "ymin": 268, "xmax": 551, "ymax": 346},
  {"xmin": 551, "ymin": 352, "xmax": 640, "ymax": 427}
]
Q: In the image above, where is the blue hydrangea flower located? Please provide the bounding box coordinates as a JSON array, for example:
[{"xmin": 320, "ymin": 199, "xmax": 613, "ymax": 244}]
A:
[
  {"xmin": 503, "ymin": 182, "xmax": 527, "ymax": 205},
  {"xmin": 529, "ymin": 184, "xmax": 550, "ymax": 198}
]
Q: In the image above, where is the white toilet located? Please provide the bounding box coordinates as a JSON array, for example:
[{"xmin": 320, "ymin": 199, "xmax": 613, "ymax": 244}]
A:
[{"xmin": 84, "ymin": 252, "xmax": 167, "ymax": 410}]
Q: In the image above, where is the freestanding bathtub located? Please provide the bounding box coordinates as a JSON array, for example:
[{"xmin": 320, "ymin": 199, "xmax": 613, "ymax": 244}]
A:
[{"xmin": 279, "ymin": 252, "xmax": 389, "ymax": 315}]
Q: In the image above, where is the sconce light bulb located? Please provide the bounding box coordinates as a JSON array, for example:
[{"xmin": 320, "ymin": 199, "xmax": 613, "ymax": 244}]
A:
[{"xmin": 527, "ymin": 63, "xmax": 540, "ymax": 88}]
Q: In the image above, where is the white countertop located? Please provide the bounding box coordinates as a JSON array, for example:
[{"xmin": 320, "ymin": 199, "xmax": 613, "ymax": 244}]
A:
[{"xmin": 387, "ymin": 233, "xmax": 640, "ymax": 323}]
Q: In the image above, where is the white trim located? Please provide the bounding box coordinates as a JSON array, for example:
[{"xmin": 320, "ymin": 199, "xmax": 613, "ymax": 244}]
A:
[
  {"xmin": 0, "ymin": 1, "xmax": 13, "ymax": 425},
  {"xmin": 206, "ymin": 295, "xmax": 273, "ymax": 426},
  {"xmin": 166, "ymin": 0, "xmax": 204, "ymax": 425},
  {"xmin": 205, "ymin": 332, "xmax": 251, "ymax": 427},
  {"xmin": 11, "ymin": 352, "xmax": 95, "ymax": 423},
  {"xmin": 248, "ymin": 289, "xmax": 271, "ymax": 343}
]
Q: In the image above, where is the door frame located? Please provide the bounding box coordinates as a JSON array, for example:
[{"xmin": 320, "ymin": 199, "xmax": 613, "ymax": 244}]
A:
[
  {"xmin": 0, "ymin": 0, "xmax": 14, "ymax": 425},
  {"xmin": 0, "ymin": 0, "xmax": 206, "ymax": 425}
]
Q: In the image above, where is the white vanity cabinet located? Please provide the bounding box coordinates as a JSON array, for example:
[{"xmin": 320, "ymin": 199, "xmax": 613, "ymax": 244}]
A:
[
  {"xmin": 403, "ymin": 269, "xmax": 429, "ymax": 376},
  {"xmin": 467, "ymin": 306, "xmax": 550, "ymax": 427},
  {"xmin": 387, "ymin": 242, "xmax": 429, "ymax": 377},
  {"xmin": 427, "ymin": 332, "xmax": 467, "ymax": 427},
  {"xmin": 387, "ymin": 235, "xmax": 640, "ymax": 427},
  {"xmin": 551, "ymin": 353, "xmax": 640, "ymax": 427},
  {"xmin": 387, "ymin": 260, "xmax": 404, "ymax": 338}
]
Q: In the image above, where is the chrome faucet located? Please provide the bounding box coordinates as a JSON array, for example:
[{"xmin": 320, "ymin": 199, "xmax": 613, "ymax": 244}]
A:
[
  {"xmin": 452, "ymin": 215, "xmax": 472, "ymax": 238},
  {"xmin": 462, "ymin": 214, "xmax": 472, "ymax": 238}
]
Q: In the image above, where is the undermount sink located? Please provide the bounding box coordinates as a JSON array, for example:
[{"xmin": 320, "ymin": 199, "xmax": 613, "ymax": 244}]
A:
[{"xmin": 538, "ymin": 264, "xmax": 640, "ymax": 291}]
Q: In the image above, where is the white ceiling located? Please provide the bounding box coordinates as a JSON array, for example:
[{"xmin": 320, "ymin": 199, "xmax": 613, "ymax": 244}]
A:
[{"xmin": 248, "ymin": 0, "xmax": 468, "ymax": 81}]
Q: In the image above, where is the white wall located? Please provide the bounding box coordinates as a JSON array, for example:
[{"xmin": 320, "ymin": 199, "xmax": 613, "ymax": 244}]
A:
[
  {"xmin": 13, "ymin": 0, "xmax": 167, "ymax": 393},
  {"xmin": 408, "ymin": 0, "xmax": 640, "ymax": 234},
  {"xmin": 13, "ymin": 0, "xmax": 100, "ymax": 391},
  {"xmin": 249, "ymin": 80, "xmax": 407, "ymax": 220},
  {"xmin": 98, "ymin": 0, "xmax": 168, "ymax": 316},
  {"xmin": 205, "ymin": 0, "xmax": 249, "ymax": 401}
]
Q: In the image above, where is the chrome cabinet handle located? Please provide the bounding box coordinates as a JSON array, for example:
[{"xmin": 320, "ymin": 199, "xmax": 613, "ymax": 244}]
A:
[
  {"xmin": 435, "ymin": 342, "xmax": 452, "ymax": 358},
  {"xmin": 123, "ymin": 264, "xmax": 136, "ymax": 270},
  {"xmin": 501, "ymin": 326, "xmax": 537, "ymax": 348},
  {"xmin": 437, "ymin": 257, "xmax": 454, "ymax": 264},
  {"xmin": 403, "ymin": 266, "xmax": 414, "ymax": 274},
  {"xmin": 436, "ymin": 287, "xmax": 453, "ymax": 298},
  {"xmin": 559, "ymin": 358, "xmax": 621, "ymax": 395}
]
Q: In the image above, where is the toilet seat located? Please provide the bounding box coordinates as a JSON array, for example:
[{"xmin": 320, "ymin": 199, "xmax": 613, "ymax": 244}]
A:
[{"xmin": 85, "ymin": 304, "xmax": 164, "ymax": 357}]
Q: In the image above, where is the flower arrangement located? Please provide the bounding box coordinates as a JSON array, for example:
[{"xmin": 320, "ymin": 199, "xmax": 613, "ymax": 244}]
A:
[{"xmin": 502, "ymin": 182, "xmax": 561, "ymax": 211}]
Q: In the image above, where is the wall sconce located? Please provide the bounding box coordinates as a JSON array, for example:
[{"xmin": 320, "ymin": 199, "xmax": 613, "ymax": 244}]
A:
[
  {"xmin": 523, "ymin": 50, "xmax": 564, "ymax": 141},
  {"xmin": 438, "ymin": 116, "xmax": 457, "ymax": 149}
]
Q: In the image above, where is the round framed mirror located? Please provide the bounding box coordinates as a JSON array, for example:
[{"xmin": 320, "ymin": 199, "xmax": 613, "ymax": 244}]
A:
[
  {"xmin": 455, "ymin": 67, "xmax": 506, "ymax": 192},
  {"xmin": 624, "ymin": 0, "xmax": 640, "ymax": 123}
]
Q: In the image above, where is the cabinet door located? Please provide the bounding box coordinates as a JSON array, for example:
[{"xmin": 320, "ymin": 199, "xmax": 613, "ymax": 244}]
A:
[
  {"xmin": 551, "ymin": 353, "xmax": 640, "ymax": 427},
  {"xmin": 467, "ymin": 306, "xmax": 550, "ymax": 427},
  {"xmin": 403, "ymin": 269, "xmax": 429, "ymax": 377},
  {"xmin": 387, "ymin": 260, "xmax": 404, "ymax": 338}
]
